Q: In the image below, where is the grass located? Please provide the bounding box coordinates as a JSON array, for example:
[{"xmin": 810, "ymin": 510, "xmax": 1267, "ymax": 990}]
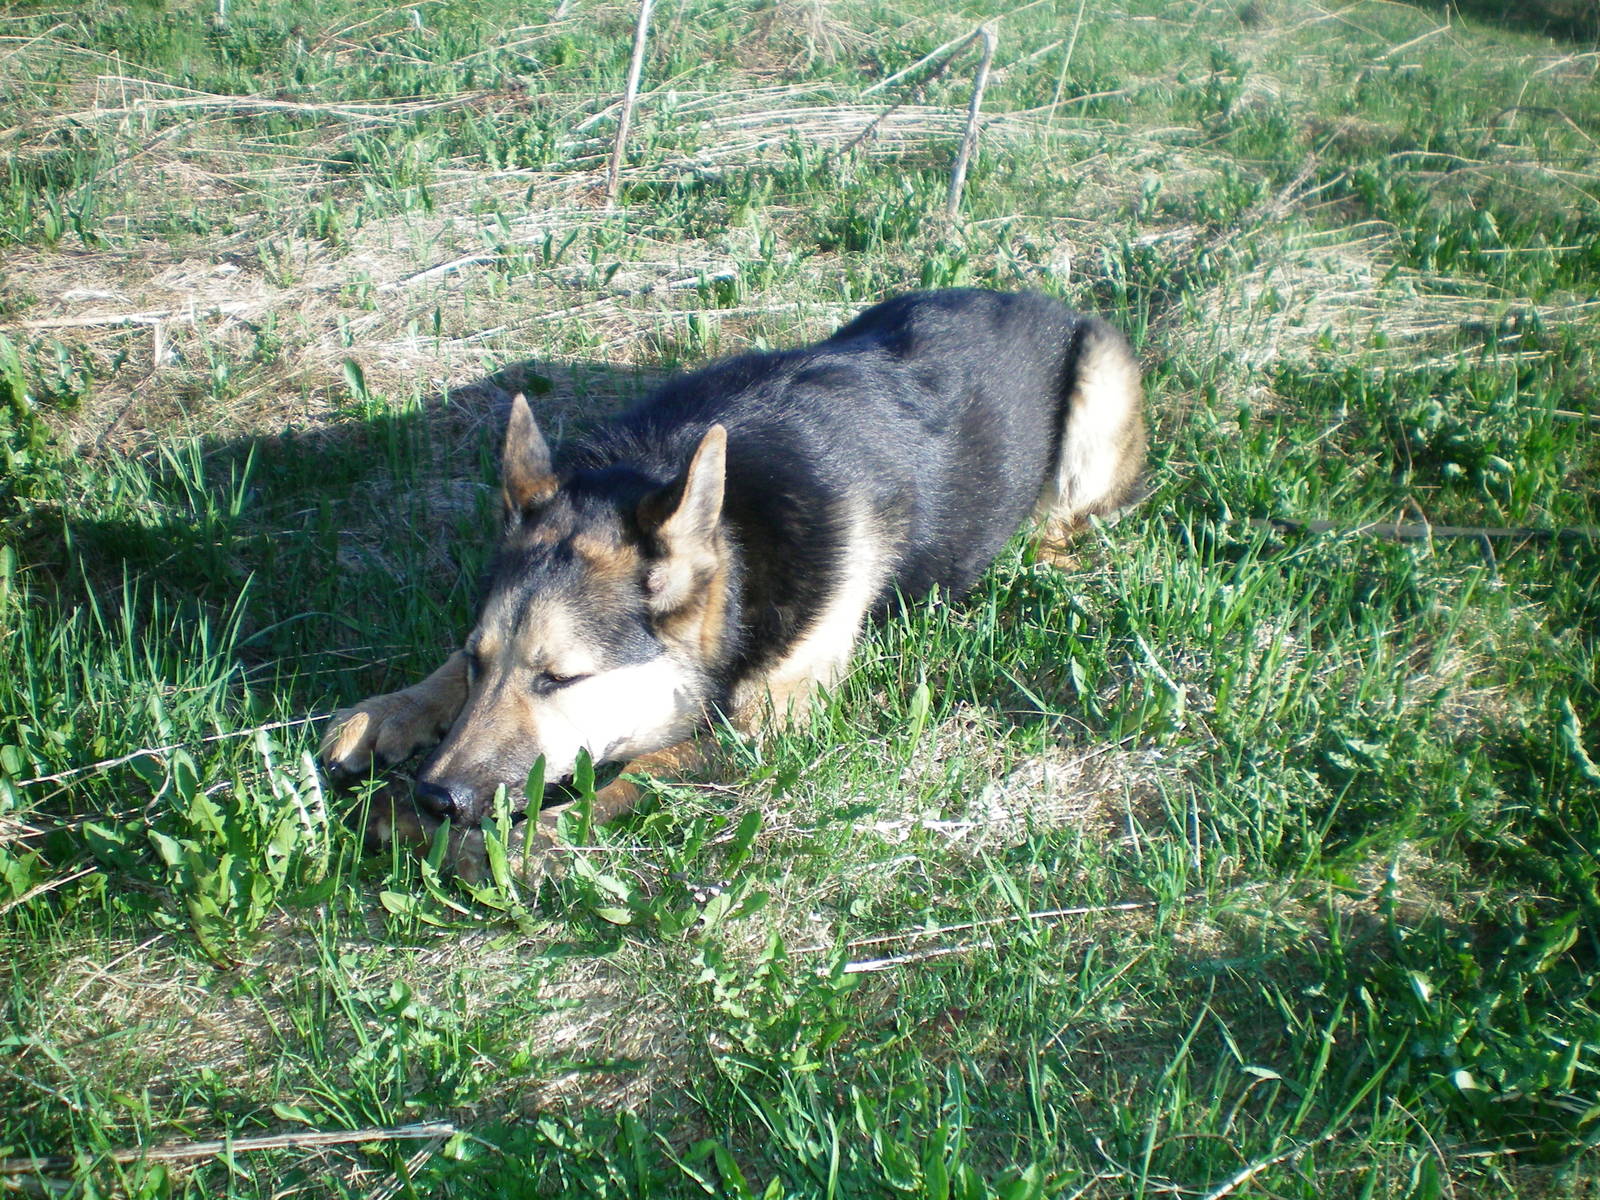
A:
[{"xmin": 2, "ymin": 0, "xmax": 1599, "ymax": 1194}]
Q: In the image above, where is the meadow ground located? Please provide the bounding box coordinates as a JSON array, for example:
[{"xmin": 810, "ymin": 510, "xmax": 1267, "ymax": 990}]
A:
[{"xmin": 2, "ymin": 0, "xmax": 1598, "ymax": 1195}]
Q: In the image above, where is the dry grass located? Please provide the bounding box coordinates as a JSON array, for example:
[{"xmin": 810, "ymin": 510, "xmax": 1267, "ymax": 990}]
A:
[
  {"xmin": 0, "ymin": 30, "xmax": 1147, "ymax": 454},
  {"xmin": 10, "ymin": 3, "xmax": 1588, "ymax": 462}
]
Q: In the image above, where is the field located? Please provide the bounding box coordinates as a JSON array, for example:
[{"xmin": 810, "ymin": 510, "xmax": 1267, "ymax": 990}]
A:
[{"xmin": 2, "ymin": 0, "xmax": 1599, "ymax": 1194}]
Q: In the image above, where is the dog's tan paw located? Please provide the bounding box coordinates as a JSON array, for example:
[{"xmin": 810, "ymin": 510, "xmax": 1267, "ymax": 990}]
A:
[
  {"xmin": 321, "ymin": 693, "xmax": 447, "ymax": 785},
  {"xmin": 347, "ymin": 782, "xmax": 439, "ymax": 853}
]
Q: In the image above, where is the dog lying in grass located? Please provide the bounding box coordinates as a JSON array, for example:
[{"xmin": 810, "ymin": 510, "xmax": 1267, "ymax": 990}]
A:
[{"xmin": 321, "ymin": 287, "xmax": 1145, "ymax": 877}]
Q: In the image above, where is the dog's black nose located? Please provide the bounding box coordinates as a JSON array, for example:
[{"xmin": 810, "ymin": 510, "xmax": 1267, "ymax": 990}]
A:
[{"xmin": 414, "ymin": 780, "xmax": 468, "ymax": 823}]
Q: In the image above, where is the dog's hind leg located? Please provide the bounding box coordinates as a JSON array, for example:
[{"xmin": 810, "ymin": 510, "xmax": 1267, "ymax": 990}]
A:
[
  {"xmin": 1033, "ymin": 317, "xmax": 1146, "ymax": 560},
  {"xmin": 321, "ymin": 651, "xmax": 471, "ymax": 785},
  {"xmin": 548, "ymin": 741, "xmax": 707, "ymax": 832},
  {"xmin": 445, "ymin": 741, "xmax": 707, "ymax": 883}
]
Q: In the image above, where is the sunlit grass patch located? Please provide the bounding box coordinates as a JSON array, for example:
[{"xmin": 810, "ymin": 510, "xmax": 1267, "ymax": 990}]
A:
[{"xmin": 1, "ymin": 0, "xmax": 1598, "ymax": 1194}]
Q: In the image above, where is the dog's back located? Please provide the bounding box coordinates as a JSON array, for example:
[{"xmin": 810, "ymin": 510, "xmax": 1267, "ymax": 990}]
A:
[{"xmin": 814, "ymin": 288, "xmax": 1142, "ymax": 591}]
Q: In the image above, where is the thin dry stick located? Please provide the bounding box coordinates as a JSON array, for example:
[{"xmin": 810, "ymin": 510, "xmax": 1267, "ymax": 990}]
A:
[
  {"xmin": 858, "ymin": 0, "xmax": 1050, "ymax": 98},
  {"xmin": 1047, "ymin": 0, "xmax": 1089, "ymax": 122},
  {"xmin": 0, "ymin": 1122, "xmax": 457, "ymax": 1176},
  {"xmin": 380, "ymin": 250, "xmax": 499, "ymax": 291},
  {"xmin": 862, "ymin": 28, "xmax": 981, "ymax": 97},
  {"xmin": 845, "ymin": 942, "xmax": 989, "ymax": 974},
  {"xmin": 819, "ymin": 897, "xmax": 1165, "ymax": 954},
  {"xmin": 0, "ymin": 867, "xmax": 95, "ymax": 917},
  {"xmin": 0, "ymin": 21, "xmax": 71, "ymax": 69},
  {"xmin": 12, "ymin": 714, "xmax": 329, "ymax": 790},
  {"xmin": 1199, "ymin": 1128, "xmax": 1340, "ymax": 1200},
  {"xmin": 945, "ymin": 24, "xmax": 996, "ymax": 222},
  {"xmin": 1249, "ymin": 518, "xmax": 1600, "ymax": 542},
  {"xmin": 605, "ymin": 0, "xmax": 657, "ymax": 207},
  {"xmin": 802, "ymin": 883, "xmax": 1272, "ymax": 968},
  {"xmin": 18, "ymin": 301, "xmax": 261, "ymax": 330},
  {"xmin": 575, "ymin": 65, "xmax": 701, "ymax": 134},
  {"xmin": 59, "ymin": 94, "xmax": 469, "ymax": 126},
  {"xmin": 1373, "ymin": 16, "xmax": 1450, "ymax": 63},
  {"xmin": 833, "ymin": 36, "xmax": 979, "ymax": 159}
]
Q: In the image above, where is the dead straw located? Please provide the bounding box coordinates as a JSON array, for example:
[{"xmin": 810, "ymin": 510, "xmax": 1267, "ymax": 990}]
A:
[
  {"xmin": 11, "ymin": 715, "xmax": 329, "ymax": 790},
  {"xmin": 605, "ymin": 0, "xmax": 657, "ymax": 207},
  {"xmin": 945, "ymin": 24, "xmax": 996, "ymax": 221},
  {"xmin": 1250, "ymin": 518, "xmax": 1600, "ymax": 542},
  {"xmin": 0, "ymin": 1121, "xmax": 457, "ymax": 1177},
  {"xmin": 799, "ymin": 883, "xmax": 1273, "ymax": 974},
  {"xmin": 1047, "ymin": 0, "xmax": 1089, "ymax": 123}
]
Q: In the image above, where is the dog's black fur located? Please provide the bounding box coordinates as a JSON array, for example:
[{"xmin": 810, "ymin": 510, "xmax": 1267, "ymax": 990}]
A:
[{"xmin": 555, "ymin": 287, "xmax": 1135, "ymax": 696}]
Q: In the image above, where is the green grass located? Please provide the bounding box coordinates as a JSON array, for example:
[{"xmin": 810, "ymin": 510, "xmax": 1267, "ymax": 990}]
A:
[{"xmin": 2, "ymin": 0, "xmax": 1599, "ymax": 1195}]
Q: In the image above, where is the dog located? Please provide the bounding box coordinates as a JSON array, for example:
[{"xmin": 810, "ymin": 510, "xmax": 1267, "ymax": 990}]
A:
[{"xmin": 320, "ymin": 288, "xmax": 1145, "ymax": 876}]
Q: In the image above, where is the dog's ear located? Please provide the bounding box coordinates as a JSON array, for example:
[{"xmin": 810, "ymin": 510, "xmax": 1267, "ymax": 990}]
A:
[
  {"xmin": 643, "ymin": 424, "xmax": 726, "ymax": 543},
  {"xmin": 638, "ymin": 424, "xmax": 726, "ymax": 611},
  {"xmin": 502, "ymin": 394, "xmax": 556, "ymax": 520}
]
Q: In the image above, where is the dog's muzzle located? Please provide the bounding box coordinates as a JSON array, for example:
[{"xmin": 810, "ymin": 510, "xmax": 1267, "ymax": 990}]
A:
[{"xmin": 414, "ymin": 779, "xmax": 476, "ymax": 825}]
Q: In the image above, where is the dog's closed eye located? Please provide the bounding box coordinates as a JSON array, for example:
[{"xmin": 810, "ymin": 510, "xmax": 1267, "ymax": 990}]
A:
[{"xmin": 534, "ymin": 671, "xmax": 589, "ymax": 695}]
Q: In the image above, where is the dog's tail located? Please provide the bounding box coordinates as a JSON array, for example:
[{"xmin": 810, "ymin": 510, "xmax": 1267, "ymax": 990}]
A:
[{"xmin": 1033, "ymin": 317, "xmax": 1147, "ymax": 532}]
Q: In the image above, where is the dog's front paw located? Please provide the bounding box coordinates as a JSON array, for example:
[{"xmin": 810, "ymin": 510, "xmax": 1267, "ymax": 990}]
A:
[
  {"xmin": 321, "ymin": 692, "xmax": 447, "ymax": 785},
  {"xmin": 346, "ymin": 781, "xmax": 440, "ymax": 853}
]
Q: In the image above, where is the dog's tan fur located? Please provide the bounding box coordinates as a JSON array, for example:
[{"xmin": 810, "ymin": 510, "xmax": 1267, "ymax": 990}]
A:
[{"xmin": 323, "ymin": 416, "xmax": 742, "ymax": 876}]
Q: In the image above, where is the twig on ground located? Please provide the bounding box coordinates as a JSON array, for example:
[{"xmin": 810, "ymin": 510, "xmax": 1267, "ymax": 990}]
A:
[
  {"xmin": 11, "ymin": 715, "xmax": 330, "ymax": 790},
  {"xmin": 1047, "ymin": 0, "xmax": 1089, "ymax": 122},
  {"xmin": 379, "ymin": 251, "xmax": 500, "ymax": 291},
  {"xmin": 1373, "ymin": 17, "xmax": 1451, "ymax": 63},
  {"xmin": 0, "ymin": 868, "xmax": 96, "ymax": 917},
  {"xmin": 798, "ymin": 883, "xmax": 1272, "ymax": 972},
  {"xmin": 0, "ymin": 21, "xmax": 69, "ymax": 69},
  {"xmin": 1250, "ymin": 518, "xmax": 1600, "ymax": 542},
  {"xmin": 59, "ymin": 90, "xmax": 476, "ymax": 127},
  {"xmin": 605, "ymin": 0, "xmax": 656, "ymax": 207},
  {"xmin": 17, "ymin": 301, "xmax": 260, "ymax": 330},
  {"xmin": 1199, "ymin": 1128, "xmax": 1341, "ymax": 1200},
  {"xmin": 575, "ymin": 66, "xmax": 700, "ymax": 135},
  {"xmin": 945, "ymin": 24, "xmax": 996, "ymax": 222},
  {"xmin": 862, "ymin": 28, "xmax": 982, "ymax": 97},
  {"xmin": 841, "ymin": 13, "xmax": 1036, "ymax": 164},
  {"xmin": 0, "ymin": 1122, "xmax": 458, "ymax": 1176},
  {"xmin": 834, "ymin": 54, "xmax": 973, "ymax": 158},
  {"xmin": 842, "ymin": 942, "xmax": 988, "ymax": 974}
]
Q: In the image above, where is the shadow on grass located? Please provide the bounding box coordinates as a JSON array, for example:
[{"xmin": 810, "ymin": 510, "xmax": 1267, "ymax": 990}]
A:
[
  {"xmin": 376, "ymin": 889, "xmax": 1597, "ymax": 1197},
  {"xmin": 35, "ymin": 357, "xmax": 656, "ymax": 701},
  {"xmin": 1446, "ymin": 0, "xmax": 1600, "ymax": 42}
]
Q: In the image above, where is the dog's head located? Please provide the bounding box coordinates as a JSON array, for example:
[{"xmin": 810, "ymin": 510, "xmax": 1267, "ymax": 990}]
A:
[{"xmin": 414, "ymin": 395, "xmax": 732, "ymax": 827}]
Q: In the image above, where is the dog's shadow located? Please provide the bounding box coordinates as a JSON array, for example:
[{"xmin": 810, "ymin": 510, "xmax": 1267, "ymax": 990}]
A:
[{"xmin": 50, "ymin": 358, "xmax": 663, "ymax": 725}]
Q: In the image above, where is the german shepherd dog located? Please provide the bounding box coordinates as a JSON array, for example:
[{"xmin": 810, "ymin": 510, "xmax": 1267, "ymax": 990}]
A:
[{"xmin": 321, "ymin": 288, "xmax": 1144, "ymax": 875}]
